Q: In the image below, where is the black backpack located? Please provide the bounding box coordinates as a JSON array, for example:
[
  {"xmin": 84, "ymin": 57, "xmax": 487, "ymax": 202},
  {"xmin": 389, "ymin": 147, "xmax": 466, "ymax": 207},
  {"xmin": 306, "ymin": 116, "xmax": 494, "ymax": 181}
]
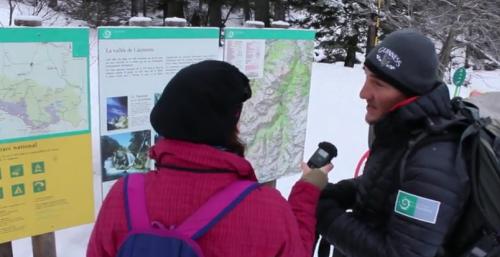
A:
[{"xmin": 404, "ymin": 97, "xmax": 500, "ymax": 257}]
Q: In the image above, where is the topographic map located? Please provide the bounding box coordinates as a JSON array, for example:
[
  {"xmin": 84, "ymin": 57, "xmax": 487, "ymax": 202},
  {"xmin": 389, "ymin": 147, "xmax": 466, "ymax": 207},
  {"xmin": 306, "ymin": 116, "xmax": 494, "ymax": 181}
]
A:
[
  {"xmin": 227, "ymin": 39, "xmax": 314, "ymax": 182},
  {"xmin": 0, "ymin": 42, "xmax": 88, "ymax": 141}
]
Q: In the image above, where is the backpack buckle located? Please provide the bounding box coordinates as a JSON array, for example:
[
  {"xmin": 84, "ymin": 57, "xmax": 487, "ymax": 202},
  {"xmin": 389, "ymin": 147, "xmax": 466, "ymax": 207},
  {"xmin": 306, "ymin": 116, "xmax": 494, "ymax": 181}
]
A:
[
  {"xmin": 151, "ymin": 221, "xmax": 168, "ymax": 230},
  {"xmin": 467, "ymin": 233, "xmax": 499, "ymax": 257}
]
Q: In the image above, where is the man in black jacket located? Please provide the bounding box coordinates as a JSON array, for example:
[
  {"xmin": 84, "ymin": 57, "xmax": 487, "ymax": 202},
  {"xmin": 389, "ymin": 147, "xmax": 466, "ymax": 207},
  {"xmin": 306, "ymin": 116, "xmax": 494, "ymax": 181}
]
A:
[{"xmin": 316, "ymin": 29, "xmax": 470, "ymax": 257}]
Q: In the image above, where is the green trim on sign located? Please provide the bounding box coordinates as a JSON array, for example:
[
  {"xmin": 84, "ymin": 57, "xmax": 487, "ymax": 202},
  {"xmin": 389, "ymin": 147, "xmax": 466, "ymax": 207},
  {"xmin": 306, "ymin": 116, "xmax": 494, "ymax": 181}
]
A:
[
  {"xmin": 0, "ymin": 27, "xmax": 89, "ymax": 57},
  {"xmin": 0, "ymin": 130, "xmax": 90, "ymax": 144},
  {"xmin": 224, "ymin": 28, "xmax": 315, "ymax": 40},
  {"xmin": 98, "ymin": 27, "xmax": 220, "ymax": 40}
]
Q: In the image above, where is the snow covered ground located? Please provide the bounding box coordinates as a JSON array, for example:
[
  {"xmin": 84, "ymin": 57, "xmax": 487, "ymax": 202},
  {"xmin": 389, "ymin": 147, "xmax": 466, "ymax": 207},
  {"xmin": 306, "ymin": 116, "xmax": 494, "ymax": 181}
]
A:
[{"xmin": 2, "ymin": 3, "xmax": 500, "ymax": 257}]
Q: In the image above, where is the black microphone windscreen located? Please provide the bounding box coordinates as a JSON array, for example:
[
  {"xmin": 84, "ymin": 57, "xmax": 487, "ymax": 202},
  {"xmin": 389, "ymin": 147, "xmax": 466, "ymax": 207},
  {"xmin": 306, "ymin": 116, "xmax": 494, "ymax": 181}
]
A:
[{"xmin": 318, "ymin": 141, "xmax": 337, "ymax": 157}]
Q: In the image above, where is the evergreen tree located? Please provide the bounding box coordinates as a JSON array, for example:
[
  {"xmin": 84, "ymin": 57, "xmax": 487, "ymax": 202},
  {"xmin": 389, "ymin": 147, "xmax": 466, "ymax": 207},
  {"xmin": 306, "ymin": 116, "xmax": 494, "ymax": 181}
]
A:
[
  {"xmin": 290, "ymin": 0, "xmax": 370, "ymax": 65},
  {"xmin": 64, "ymin": 0, "xmax": 129, "ymax": 26},
  {"xmin": 101, "ymin": 136, "xmax": 120, "ymax": 163},
  {"xmin": 128, "ymin": 131, "xmax": 150, "ymax": 169}
]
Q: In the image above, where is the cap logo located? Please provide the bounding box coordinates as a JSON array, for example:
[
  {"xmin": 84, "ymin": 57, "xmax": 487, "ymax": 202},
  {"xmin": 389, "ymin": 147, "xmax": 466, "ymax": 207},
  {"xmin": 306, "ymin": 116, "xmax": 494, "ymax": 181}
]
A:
[{"xmin": 376, "ymin": 47, "xmax": 402, "ymax": 70}]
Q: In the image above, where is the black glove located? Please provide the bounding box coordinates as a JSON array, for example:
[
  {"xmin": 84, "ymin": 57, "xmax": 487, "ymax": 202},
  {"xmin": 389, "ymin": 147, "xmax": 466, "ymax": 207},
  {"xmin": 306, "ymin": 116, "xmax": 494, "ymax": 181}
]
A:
[
  {"xmin": 316, "ymin": 196, "xmax": 344, "ymax": 236},
  {"xmin": 320, "ymin": 180, "xmax": 357, "ymax": 209}
]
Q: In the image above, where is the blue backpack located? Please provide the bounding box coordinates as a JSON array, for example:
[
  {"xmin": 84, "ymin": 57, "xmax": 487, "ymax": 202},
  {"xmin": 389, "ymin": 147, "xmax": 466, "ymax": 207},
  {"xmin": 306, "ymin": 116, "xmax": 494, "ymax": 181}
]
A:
[{"xmin": 116, "ymin": 173, "xmax": 259, "ymax": 257}]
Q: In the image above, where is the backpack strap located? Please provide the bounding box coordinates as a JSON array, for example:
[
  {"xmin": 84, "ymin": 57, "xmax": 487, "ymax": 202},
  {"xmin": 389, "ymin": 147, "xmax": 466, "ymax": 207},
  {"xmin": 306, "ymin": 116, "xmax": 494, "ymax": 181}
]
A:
[
  {"xmin": 398, "ymin": 127, "xmax": 470, "ymax": 185},
  {"xmin": 124, "ymin": 173, "xmax": 150, "ymax": 231},
  {"xmin": 398, "ymin": 130, "xmax": 429, "ymax": 184},
  {"xmin": 175, "ymin": 180, "xmax": 259, "ymax": 240}
]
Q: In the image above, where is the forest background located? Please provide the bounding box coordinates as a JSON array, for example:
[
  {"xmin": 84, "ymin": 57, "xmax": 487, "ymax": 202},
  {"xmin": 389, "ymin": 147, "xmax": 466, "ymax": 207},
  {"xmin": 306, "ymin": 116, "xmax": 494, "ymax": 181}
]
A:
[{"xmin": 3, "ymin": 0, "xmax": 500, "ymax": 81}]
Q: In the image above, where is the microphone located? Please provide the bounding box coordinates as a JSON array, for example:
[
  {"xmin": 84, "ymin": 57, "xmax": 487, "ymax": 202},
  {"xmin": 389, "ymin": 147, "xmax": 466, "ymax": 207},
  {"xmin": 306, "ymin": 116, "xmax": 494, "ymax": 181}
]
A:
[{"xmin": 307, "ymin": 142, "xmax": 338, "ymax": 169}]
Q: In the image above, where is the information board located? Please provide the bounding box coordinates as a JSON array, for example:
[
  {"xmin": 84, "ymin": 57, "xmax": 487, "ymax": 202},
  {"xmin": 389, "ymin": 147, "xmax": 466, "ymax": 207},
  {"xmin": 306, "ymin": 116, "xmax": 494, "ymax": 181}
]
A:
[
  {"xmin": 224, "ymin": 28, "xmax": 316, "ymax": 182},
  {"xmin": 0, "ymin": 27, "xmax": 93, "ymax": 243},
  {"xmin": 97, "ymin": 27, "xmax": 220, "ymax": 182}
]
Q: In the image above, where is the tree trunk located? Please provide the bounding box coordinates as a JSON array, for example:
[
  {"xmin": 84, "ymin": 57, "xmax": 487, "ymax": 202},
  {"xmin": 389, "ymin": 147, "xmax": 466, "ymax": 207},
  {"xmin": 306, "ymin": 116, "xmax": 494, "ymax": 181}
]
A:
[
  {"xmin": 366, "ymin": 13, "xmax": 377, "ymax": 56},
  {"xmin": 8, "ymin": 0, "xmax": 14, "ymax": 26},
  {"xmin": 131, "ymin": 0, "xmax": 139, "ymax": 17},
  {"xmin": 273, "ymin": 0, "xmax": 286, "ymax": 21},
  {"xmin": 142, "ymin": 0, "xmax": 147, "ymax": 16},
  {"xmin": 159, "ymin": 0, "xmax": 167, "ymax": 24},
  {"xmin": 243, "ymin": 0, "xmax": 251, "ymax": 21},
  {"xmin": 438, "ymin": 28, "xmax": 456, "ymax": 79},
  {"xmin": 167, "ymin": 0, "xmax": 184, "ymax": 18},
  {"xmin": 464, "ymin": 28, "xmax": 473, "ymax": 69},
  {"xmin": 190, "ymin": 10, "xmax": 201, "ymax": 26},
  {"xmin": 176, "ymin": 0, "xmax": 185, "ymax": 17},
  {"xmin": 344, "ymin": 34, "xmax": 359, "ymax": 67},
  {"xmin": 255, "ymin": 0, "xmax": 270, "ymax": 27},
  {"xmin": 465, "ymin": 43, "xmax": 471, "ymax": 68},
  {"xmin": 208, "ymin": 0, "xmax": 223, "ymax": 27},
  {"xmin": 48, "ymin": 0, "xmax": 57, "ymax": 8}
]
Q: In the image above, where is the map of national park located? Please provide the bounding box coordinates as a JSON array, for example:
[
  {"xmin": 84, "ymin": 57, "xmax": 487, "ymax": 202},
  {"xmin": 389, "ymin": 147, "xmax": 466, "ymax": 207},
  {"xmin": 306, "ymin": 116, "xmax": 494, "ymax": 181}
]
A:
[
  {"xmin": 0, "ymin": 42, "xmax": 88, "ymax": 141},
  {"xmin": 238, "ymin": 40, "xmax": 314, "ymax": 182}
]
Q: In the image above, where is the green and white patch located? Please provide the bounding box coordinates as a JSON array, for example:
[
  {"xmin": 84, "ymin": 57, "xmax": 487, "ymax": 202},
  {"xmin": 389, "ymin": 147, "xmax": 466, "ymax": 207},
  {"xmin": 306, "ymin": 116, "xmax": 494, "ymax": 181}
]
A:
[{"xmin": 394, "ymin": 190, "xmax": 441, "ymax": 224}]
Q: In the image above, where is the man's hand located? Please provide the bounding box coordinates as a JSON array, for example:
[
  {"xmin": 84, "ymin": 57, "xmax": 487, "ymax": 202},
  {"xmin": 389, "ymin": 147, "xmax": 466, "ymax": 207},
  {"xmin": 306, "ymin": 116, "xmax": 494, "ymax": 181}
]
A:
[
  {"xmin": 317, "ymin": 197, "xmax": 344, "ymax": 235},
  {"xmin": 320, "ymin": 180, "xmax": 357, "ymax": 209}
]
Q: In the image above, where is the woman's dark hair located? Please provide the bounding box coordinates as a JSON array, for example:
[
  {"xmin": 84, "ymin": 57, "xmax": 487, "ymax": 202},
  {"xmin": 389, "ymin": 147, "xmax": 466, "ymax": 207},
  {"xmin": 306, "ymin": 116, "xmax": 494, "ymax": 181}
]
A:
[{"xmin": 226, "ymin": 126, "xmax": 246, "ymax": 157}]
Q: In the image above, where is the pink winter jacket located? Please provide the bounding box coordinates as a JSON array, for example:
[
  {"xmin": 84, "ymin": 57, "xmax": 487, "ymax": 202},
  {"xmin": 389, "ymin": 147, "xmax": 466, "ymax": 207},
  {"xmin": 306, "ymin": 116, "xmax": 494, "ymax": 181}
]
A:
[{"xmin": 87, "ymin": 139, "xmax": 320, "ymax": 257}]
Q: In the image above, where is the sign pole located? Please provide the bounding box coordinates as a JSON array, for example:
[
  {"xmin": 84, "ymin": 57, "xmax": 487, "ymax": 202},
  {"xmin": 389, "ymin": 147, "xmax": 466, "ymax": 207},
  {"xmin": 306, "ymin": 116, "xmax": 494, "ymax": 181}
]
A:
[
  {"xmin": 0, "ymin": 242, "xmax": 13, "ymax": 257},
  {"xmin": 453, "ymin": 84, "xmax": 460, "ymax": 97},
  {"xmin": 32, "ymin": 233, "xmax": 56, "ymax": 257}
]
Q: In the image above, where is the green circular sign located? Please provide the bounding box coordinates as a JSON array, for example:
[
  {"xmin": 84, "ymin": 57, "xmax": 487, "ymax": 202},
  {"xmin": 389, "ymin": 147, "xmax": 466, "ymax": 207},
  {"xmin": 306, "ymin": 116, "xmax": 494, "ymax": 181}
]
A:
[{"xmin": 453, "ymin": 67, "xmax": 466, "ymax": 87}]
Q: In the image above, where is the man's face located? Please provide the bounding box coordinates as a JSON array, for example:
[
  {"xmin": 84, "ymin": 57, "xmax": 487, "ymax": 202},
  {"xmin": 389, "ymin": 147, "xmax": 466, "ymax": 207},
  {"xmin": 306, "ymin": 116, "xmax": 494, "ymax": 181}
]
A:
[{"xmin": 360, "ymin": 67, "xmax": 407, "ymax": 124}]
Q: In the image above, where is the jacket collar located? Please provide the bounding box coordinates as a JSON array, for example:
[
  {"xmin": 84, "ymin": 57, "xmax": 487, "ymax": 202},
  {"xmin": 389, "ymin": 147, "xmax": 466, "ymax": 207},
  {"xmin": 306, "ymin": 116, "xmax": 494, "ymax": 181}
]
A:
[
  {"xmin": 149, "ymin": 139, "xmax": 257, "ymax": 181},
  {"xmin": 373, "ymin": 83, "xmax": 453, "ymax": 143}
]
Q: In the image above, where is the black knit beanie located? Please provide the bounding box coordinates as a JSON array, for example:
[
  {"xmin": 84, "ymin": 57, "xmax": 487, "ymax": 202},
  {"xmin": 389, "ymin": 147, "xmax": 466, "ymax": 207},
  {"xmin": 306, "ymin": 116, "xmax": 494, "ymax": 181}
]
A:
[
  {"xmin": 150, "ymin": 60, "xmax": 251, "ymax": 147},
  {"xmin": 364, "ymin": 29, "xmax": 440, "ymax": 96}
]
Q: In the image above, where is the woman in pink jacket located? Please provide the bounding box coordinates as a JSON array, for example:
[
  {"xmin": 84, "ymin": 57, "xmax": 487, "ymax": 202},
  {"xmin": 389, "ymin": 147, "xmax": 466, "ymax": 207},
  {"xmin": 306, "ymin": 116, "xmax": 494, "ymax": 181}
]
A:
[{"xmin": 87, "ymin": 60, "xmax": 330, "ymax": 257}]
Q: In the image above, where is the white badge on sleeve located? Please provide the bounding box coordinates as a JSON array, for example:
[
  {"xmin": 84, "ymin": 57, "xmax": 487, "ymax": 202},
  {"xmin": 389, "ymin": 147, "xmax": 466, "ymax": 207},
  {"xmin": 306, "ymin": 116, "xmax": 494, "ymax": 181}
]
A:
[{"xmin": 394, "ymin": 190, "xmax": 441, "ymax": 224}]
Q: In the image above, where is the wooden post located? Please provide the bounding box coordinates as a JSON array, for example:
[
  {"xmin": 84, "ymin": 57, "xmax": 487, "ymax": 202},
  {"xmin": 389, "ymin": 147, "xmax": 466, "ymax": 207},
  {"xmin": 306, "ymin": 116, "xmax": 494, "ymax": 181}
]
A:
[
  {"xmin": 0, "ymin": 242, "xmax": 13, "ymax": 257},
  {"xmin": 32, "ymin": 233, "xmax": 56, "ymax": 257}
]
